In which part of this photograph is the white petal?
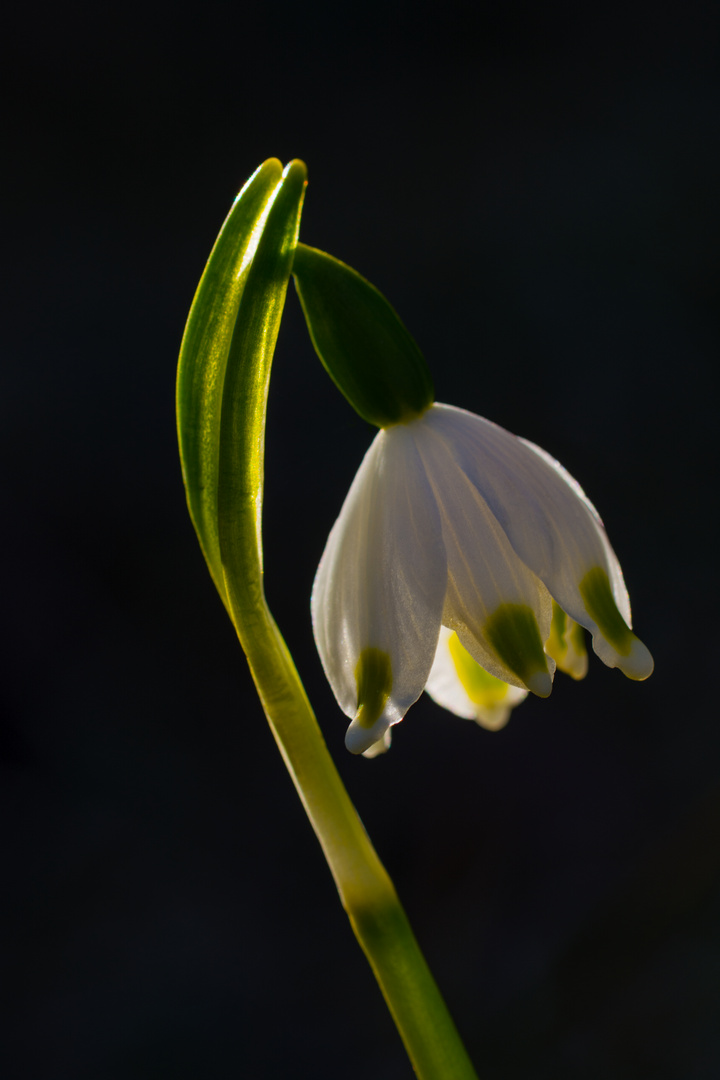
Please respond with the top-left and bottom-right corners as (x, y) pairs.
(411, 411), (554, 694)
(361, 729), (392, 758)
(311, 424), (447, 754)
(425, 626), (528, 730)
(519, 438), (631, 623)
(425, 627), (480, 721)
(545, 601), (589, 680)
(423, 404), (651, 677)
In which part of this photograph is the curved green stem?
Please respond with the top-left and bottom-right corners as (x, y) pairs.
(178, 160), (479, 1080)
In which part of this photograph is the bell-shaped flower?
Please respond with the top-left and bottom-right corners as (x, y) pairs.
(312, 403), (653, 756)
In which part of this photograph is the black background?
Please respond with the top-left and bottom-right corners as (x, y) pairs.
(3, 2), (719, 1077)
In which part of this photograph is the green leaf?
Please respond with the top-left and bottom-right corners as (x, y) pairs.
(176, 158), (283, 607)
(292, 242), (434, 428)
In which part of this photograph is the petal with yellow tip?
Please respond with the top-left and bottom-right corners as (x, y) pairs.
(545, 601), (589, 680)
(425, 627), (528, 731)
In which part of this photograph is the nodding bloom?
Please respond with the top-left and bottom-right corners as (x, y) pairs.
(311, 403), (653, 756)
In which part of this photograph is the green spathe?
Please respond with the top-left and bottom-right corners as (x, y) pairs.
(292, 243), (434, 428)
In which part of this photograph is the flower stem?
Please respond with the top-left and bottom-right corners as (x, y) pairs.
(178, 159), (479, 1079)
(228, 593), (479, 1079)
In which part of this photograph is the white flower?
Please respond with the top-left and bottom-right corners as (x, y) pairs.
(312, 403), (653, 756)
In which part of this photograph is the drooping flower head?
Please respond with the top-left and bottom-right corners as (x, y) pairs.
(312, 403), (653, 756)
(291, 241), (653, 757)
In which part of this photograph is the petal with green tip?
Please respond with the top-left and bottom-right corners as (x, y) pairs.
(419, 404), (652, 677)
(545, 601), (589, 680)
(578, 567), (654, 679)
(411, 409), (554, 692)
(312, 423), (447, 755)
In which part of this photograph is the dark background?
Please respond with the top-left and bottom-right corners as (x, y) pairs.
(3, 2), (719, 1077)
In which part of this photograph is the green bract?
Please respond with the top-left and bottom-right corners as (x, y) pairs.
(292, 243), (434, 428)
